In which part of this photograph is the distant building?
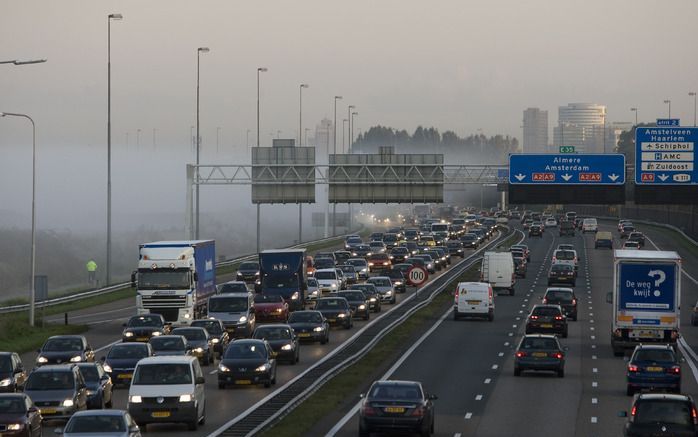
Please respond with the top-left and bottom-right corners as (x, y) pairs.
(606, 122), (634, 153)
(553, 103), (607, 153)
(522, 108), (549, 153)
(314, 118), (333, 163)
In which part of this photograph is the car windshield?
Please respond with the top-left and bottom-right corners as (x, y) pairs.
(315, 271), (337, 280)
(307, 278), (318, 287)
(369, 383), (422, 400)
(552, 264), (573, 272)
(353, 285), (376, 293)
(133, 363), (191, 385)
(546, 291), (573, 302)
(347, 237), (362, 244)
(150, 337), (184, 351)
(634, 400), (692, 426)
(555, 251), (575, 260)
(0, 356), (12, 372)
(127, 315), (162, 328)
(78, 366), (100, 382)
(340, 266), (355, 274)
(65, 415), (126, 433)
(0, 397), (25, 413)
(239, 262), (259, 270)
(137, 269), (190, 290)
(316, 299), (347, 309)
(26, 371), (74, 390)
(634, 349), (675, 362)
(43, 338), (83, 352)
(314, 259), (335, 269)
(253, 327), (292, 340)
(209, 296), (248, 312)
(108, 345), (149, 359)
(254, 294), (284, 303)
(368, 278), (391, 287)
(521, 337), (558, 350)
(532, 307), (561, 317)
(347, 259), (367, 267)
(392, 248), (408, 254)
(289, 312), (323, 323)
(218, 283), (248, 294)
(369, 242), (384, 248)
(173, 329), (206, 341)
(224, 343), (267, 359)
(339, 292), (365, 301)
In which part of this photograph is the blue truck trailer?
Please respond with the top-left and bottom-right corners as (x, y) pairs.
(258, 249), (307, 311)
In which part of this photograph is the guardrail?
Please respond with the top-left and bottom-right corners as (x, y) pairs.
(210, 226), (522, 437)
(0, 227), (364, 315)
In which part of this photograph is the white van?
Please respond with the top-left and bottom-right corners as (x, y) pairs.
(582, 218), (598, 233)
(481, 251), (516, 296)
(127, 355), (206, 430)
(454, 282), (494, 321)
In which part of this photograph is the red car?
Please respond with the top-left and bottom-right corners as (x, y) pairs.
(254, 294), (289, 323)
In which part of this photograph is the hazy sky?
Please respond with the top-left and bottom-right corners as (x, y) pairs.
(1, 0), (697, 230)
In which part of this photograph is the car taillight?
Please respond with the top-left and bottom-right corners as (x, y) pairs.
(554, 315), (563, 320)
(631, 405), (637, 418)
(671, 331), (680, 340)
(572, 298), (577, 305)
(692, 406), (698, 425)
(628, 364), (639, 373)
(362, 405), (377, 416)
(542, 298), (548, 304)
(552, 257), (556, 263)
(668, 366), (681, 374)
(411, 406), (425, 417)
(530, 315), (538, 320)
(516, 351), (526, 358)
(383, 262), (389, 265)
(550, 352), (563, 359)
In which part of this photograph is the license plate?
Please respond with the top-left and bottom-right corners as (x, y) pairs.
(646, 366), (663, 372)
(40, 408), (57, 415)
(298, 333), (311, 337)
(384, 407), (405, 413)
(136, 337), (149, 341)
(118, 373), (133, 379)
(541, 323), (553, 328)
(467, 300), (481, 305)
(532, 352), (547, 357)
(328, 319), (336, 323)
(235, 380), (252, 385)
(151, 411), (171, 418)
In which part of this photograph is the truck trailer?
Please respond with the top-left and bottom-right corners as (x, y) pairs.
(258, 249), (307, 311)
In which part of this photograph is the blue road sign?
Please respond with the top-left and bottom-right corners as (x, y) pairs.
(656, 119), (680, 127)
(618, 263), (676, 314)
(635, 126), (698, 185)
(508, 153), (625, 185)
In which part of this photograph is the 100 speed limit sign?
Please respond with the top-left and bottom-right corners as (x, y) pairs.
(407, 266), (428, 286)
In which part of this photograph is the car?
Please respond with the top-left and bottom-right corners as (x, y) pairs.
(57, 409), (141, 437)
(514, 334), (566, 377)
(128, 356), (206, 430)
(511, 244), (530, 261)
(217, 339), (277, 388)
(190, 319), (230, 359)
(621, 224), (636, 239)
(171, 327), (214, 365)
(522, 219), (533, 230)
(389, 246), (410, 264)
(547, 263), (576, 286)
(351, 244), (372, 258)
(386, 269), (407, 293)
(345, 236), (363, 251)
(207, 291), (256, 338)
(620, 393), (698, 436)
(419, 235), (436, 247)
(542, 287), (577, 321)
(24, 364), (88, 421)
(338, 290), (371, 320)
(382, 233), (399, 249)
(453, 282), (494, 321)
(253, 293), (290, 323)
(313, 257), (336, 270)
(236, 261), (260, 283)
(334, 250), (352, 265)
(0, 393), (42, 437)
(525, 305), (568, 338)
(626, 344), (681, 396)
(545, 217), (558, 228)
(404, 228), (420, 241)
(359, 380), (436, 437)
(369, 232), (384, 242)
(75, 362), (113, 409)
(288, 310), (330, 344)
(528, 224), (543, 238)
(121, 314), (170, 343)
(0, 352), (27, 393)
(367, 253), (392, 273)
(628, 231), (646, 248)
(315, 297), (353, 329)
(623, 240), (642, 250)
(367, 276), (396, 304)
(36, 335), (95, 367)
(101, 342), (153, 386)
(216, 280), (249, 294)
(315, 268), (343, 294)
(315, 251), (337, 263)
(338, 264), (359, 285)
(446, 240), (465, 258)
(513, 256), (527, 278)
(552, 249), (578, 272)
(618, 219), (633, 232)
(557, 243), (575, 251)
(424, 250), (444, 271)
(433, 246), (451, 265)
(148, 335), (189, 357)
(305, 277), (321, 302)
(582, 217), (598, 233)
(252, 324), (300, 364)
(346, 258), (370, 280)
(595, 231), (613, 249)
(559, 220), (575, 236)
(349, 284), (382, 312)
(369, 241), (387, 254)
(402, 241), (420, 255)
(413, 254), (436, 275)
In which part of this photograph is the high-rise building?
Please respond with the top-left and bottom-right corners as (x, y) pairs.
(553, 103), (607, 153)
(522, 108), (549, 153)
(314, 118), (333, 163)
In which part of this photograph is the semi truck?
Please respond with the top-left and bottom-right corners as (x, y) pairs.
(132, 240), (216, 325)
(611, 250), (681, 356)
(258, 249), (307, 311)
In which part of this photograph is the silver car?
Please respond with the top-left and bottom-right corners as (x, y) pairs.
(306, 277), (321, 302)
(57, 409), (141, 436)
(366, 276), (396, 304)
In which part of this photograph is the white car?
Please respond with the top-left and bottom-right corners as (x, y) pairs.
(552, 249), (578, 272)
(582, 218), (598, 233)
(306, 277), (321, 301)
(544, 218), (557, 228)
(314, 268), (342, 293)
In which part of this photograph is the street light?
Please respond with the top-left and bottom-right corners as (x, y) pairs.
(347, 105), (355, 152)
(1, 112), (37, 326)
(342, 119), (348, 153)
(351, 111), (358, 150)
(630, 107), (638, 126)
(333, 96), (342, 154)
(257, 67), (268, 147)
(304, 128), (310, 146)
(0, 58), (47, 65)
(106, 12), (122, 286)
(689, 92), (697, 127)
(299, 84), (309, 145)
(195, 47), (210, 240)
(664, 99), (671, 118)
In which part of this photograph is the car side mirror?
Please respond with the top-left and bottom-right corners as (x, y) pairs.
(359, 393), (364, 399)
(195, 376), (205, 385)
(101, 374), (110, 381)
(129, 425), (140, 433)
(193, 272), (199, 282)
(618, 411), (628, 418)
(606, 292), (613, 304)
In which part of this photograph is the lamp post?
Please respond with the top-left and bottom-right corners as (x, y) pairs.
(136, 128), (141, 148)
(630, 107), (638, 126)
(195, 47), (210, 240)
(246, 129), (250, 149)
(216, 127), (221, 153)
(106, 12), (122, 287)
(664, 99), (671, 118)
(351, 111), (358, 150)
(342, 119), (348, 153)
(331, 96), (342, 236)
(1, 112), (37, 326)
(304, 128), (310, 146)
(256, 67), (267, 252)
(299, 84), (309, 145)
(0, 59), (47, 65)
(347, 105), (355, 152)
(690, 92), (697, 127)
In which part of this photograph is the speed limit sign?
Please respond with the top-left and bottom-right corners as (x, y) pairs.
(407, 266), (428, 287)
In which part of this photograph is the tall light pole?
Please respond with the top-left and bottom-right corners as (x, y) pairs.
(347, 105), (355, 152)
(136, 128), (141, 148)
(299, 84), (309, 145)
(256, 67), (267, 252)
(342, 119), (348, 153)
(304, 128), (310, 146)
(1, 112), (37, 326)
(332, 96), (342, 236)
(106, 12), (122, 287)
(246, 129), (250, 149)
(689, 92), (697, 127)
(664, 99), (671, 118)
(0, 58), (47, 65)
(195, 47), (210, 240)
(630, 107), (638, 126)
(351, 111), (358, 150)
(216, 127), (221, 153)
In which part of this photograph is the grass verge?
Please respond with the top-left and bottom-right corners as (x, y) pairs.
(0, 314), (87, 353)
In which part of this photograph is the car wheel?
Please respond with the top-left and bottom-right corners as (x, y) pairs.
(272, 370), (277, 385)
(557, 367), (565, 378)
(692, 317), (698, 326)
(626, 385), (634, 396)
(514, 367), (521, 376)
(488, 313), (494, 322)
(571, 282), (576, 287)
(453, 311), (459, 321)
(510, 288), (515, 296)
(321, 334), (328, 345)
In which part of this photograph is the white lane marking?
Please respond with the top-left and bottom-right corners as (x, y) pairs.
(484, 378), (491, 384)
(590, 327), (595, 331)
(498, 352), (504, 357)
(94, 340), (120, 353)
(590, 319), (594, 323)
(592, 381), (598, 387)
(508, 333), (513, 337)
(492, 364), (499, 370)
(591, 344), (597, 349)
(512, 324), (517, 328)
(86, 317), (130, 326)
(678, 338), (698, 386)
(592, 355), (597, 360)
(504, 342), (510, 347)
(592, 398), (598, 404)
(464, 412), (473, 420)
(593, 368), (598, 373)
(475, 394), (483, 401)
(590, 313), (594, 317)
(591, 417), (598, 424)
(209, 369), (218, 375)
(590, 335), (596, 340)
(456, 433), (464, 437)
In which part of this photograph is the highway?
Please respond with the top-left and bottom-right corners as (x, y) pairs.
(325, 220), (698, 437)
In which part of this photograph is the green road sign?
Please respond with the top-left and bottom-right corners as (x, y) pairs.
(559, 146), (575, 153)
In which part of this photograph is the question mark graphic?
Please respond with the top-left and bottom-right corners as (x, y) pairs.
(648, 269), (666, 298)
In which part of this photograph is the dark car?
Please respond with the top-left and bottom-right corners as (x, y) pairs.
(511, 244), (530, 261)
(460, 233), (479, 249)
(75, 362), (113, 409)
(236, 261), (260, 283)
(352, 244), (372, 258)
(121, 314), (170, 342)
(513, 257), (527, 278)
(621, 224), (636, 239)
(367, 253), (391, 273)
(414, 254), (436, 275)
(315, 297), (353, 329)
(514, 334), (566, 377)
(389, 246), (410, 264)
(0, 352), (27, 393)
(288, 310), (330, 344)
(338, 264), (359, 285)
(350, 284), (382, 312)
(423, 250), (442, 271)
(0, 393), (42, 437)
(314, 257), (336, 270)
(171, 327), (214, 365)
(403, 241), (420, 256)
(446, 240), (465, 258)
(334, 251), (352, 266)
(529, 225), (543, 237)
(337, 291), (370, 320)
(628, 231), (646, 247)
(23, 364), (88, 421)
(148, 335), (188, 357)
(101, 342), (152, 386)
(382, 233), (399, 249)
(433, 246), (451, 265)
(191, 319), (230, 359)
(369, 232), (384, 242)
(525, 305), (568, 338)
(543, 287), (577, 321)
(559, 220), (575, 236)
(547, 263), (576, 286)
(217, 339), (277, 388)
(60, 410), (140, 437)
(359, 380), (436, 437)
(386, 269), (407, 293)
(406, 256), (434, 275)
(626, 344), (681, 396)
(252, 324), (300, 364)
(36, 335), (94, 367)
(621, 393), (698, 437)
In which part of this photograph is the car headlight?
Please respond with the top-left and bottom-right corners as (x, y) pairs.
(330, 283), (337, 289)
(63, 399), (74, 407)
(179, 394), (192, 402)
(255, 363), (271, 372)
(338, 313), (346, 318)
(151, 331), (161, 336)
(193, 347), (204, 353)
(275, 308), (284, 313)
(211, 338), (220, 344)
(102, 363), (112, 373)
(369, 297), (376, 302)
(124, 332), (134, 337)
(386, 290), (393, 296)
(86, 390), (95, 396)
(281, 344), (293, 351)
(311, 290), (319, 297)
(313, 326), (324, 332)
(70, 356), (83, 363)
(291, 292), (299, 300)
(218, 363), (230, 372)
(358, 304), (366, 310)
(394, 281), (403, 286)
(184, 313), (191, 319)
(0, 378), (12, 387)
(238, 316), (248, 323)
(6, 424), (21, 431)
(129, 395), (142, 403)
(37, 356), (48, 364)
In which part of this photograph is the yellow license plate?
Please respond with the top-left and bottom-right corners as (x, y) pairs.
(118, 373), (133, 379)
(328, 319), (336, 323)
(136, 337), (149, 341)
(532, 352), (548, 357)
(235, 380), (252, 385)
(384, 407), (405, 413)
(298, 333), (311, 337)
(541, 323), (553, 328)
(467, 300), (481, 305)
(40, 408), (57, 414)
(646, 366), (663, 372)
(151, 411), (170, 418)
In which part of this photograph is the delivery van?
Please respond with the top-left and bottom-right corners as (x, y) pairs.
(481, 252), (516, 296)
(453, 282), (494, 321)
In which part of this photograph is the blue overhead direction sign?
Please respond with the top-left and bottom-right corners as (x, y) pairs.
(618, 263), (676, 314)
(635, 126), (698, 185)
(508, 153), (625, 185)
